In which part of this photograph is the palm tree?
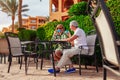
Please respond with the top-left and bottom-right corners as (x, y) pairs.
(18, 0), (29, 28)
(0, 0), (18, 32)
(18, 0), (42, 29)
(18, 0), (22, 28)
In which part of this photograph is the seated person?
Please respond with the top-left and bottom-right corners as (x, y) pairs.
(51, 24), (71, 61)
(48, 20), (88, 73)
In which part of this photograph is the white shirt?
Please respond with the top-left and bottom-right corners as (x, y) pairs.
(73, 28), (88, 49)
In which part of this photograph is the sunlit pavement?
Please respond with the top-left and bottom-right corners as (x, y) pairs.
(0, 58), (119, 80)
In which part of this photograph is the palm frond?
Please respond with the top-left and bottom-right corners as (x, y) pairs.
(22, 14), (30, 17)
(22, 9), (29, 12)
(22, 4), (28, 8)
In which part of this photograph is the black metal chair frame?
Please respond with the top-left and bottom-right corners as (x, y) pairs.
(78, 34), (98, 75)
(5, 32), (24, 73)
(5, 32), (38, 75)
(21, 40), (39, 72)
(87, 0), (120, 80)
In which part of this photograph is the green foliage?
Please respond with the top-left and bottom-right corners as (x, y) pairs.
(106, 0), (120, 36)
(36, 21), (63, 40)
(0, 0), (18, 32)
(0, 31), (5, 38)
(68, 1), (87, 16)
(36, 27), (46, 40)
(17, 27), (26, 31)
(64, 15), (94, 34)
(0, 0), (18, 16)
(18, 29), (36, 41)
(36, 15), (94, 41)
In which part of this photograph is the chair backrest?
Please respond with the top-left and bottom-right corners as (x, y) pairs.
(87, 0), (120, 67)
(87, 34), (97, 55)
(5, 32), (23, 56)
(0, 39), (9, 55)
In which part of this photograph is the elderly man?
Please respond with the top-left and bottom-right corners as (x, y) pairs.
(48, 20), (88, 73)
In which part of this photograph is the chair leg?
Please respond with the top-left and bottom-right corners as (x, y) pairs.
(27, 56), (31, 67)
(35, 55), (38, 69)
(24, 55), (28, 75)
(8, 56), (12, 73)
(20, 56), (22, 69)
(4, 54), (6, 64)
(36, 59), (38, 70)
(78, 54), (81, 75)
(18, 56), (21, 64)
(1, 54), (3, 63)
(51, 52), (56, 77)
(36, 54), (40, 69)
(40, 53), (43, 70)
(103, 68), (107, 80)
(96, 64), (99, 72)
(95, 55), (99, 72)
(8, 61), (12, 73)
(84, 60), (87, 69)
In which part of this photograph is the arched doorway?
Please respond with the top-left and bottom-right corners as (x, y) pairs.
(63, 0), (74, 12)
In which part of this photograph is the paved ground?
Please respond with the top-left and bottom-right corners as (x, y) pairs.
(0, 58), (119, 80)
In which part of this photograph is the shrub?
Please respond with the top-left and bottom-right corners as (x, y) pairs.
(36, 15), (95, 40)
(0, 31), (5, 38)
(68, 1), (87, 16)
(63, 15), (94, 34)
(107, 0), (120, 36)
(18, 29), (36, 41)
(37, 21), (63, 40)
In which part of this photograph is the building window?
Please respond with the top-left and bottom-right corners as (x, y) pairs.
(63, 0), (74, 12)
(39, 19), (45, 23)
(52, 4), (56, 12)
(30, 20), (36, 23)
(52, 0), (58, 12)
(31, 26), (36, 29)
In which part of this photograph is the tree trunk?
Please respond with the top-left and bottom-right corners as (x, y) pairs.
(12, 16), (15, 33)
(18, 0), (22, 28)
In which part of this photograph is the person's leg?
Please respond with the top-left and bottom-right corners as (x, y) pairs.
(48, 47), (80, 73)
(56, 47), (80, 73)
(56, 47), (80, 68)
(53, 50), (62, 61)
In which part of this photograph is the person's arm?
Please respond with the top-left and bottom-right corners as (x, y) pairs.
(65, 30), (71, 38)
(70, 41), (74, 47)
(51, 31), (57, 40)
(61, 35), (78, 42)
(61, 35), (78, 46)
(67, 35), (78, 42)
(68, 31), (71, 38)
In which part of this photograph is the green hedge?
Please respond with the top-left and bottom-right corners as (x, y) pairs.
(68, 1), (87, 16)
(36, 21), (60, 40)
(107, 0), (120, 36)
(36, 15), (94, 40)
(18, 29), (36, 41)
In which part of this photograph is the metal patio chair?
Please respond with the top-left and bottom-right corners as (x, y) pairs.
(78, 34), (98, 75)
(87, 0), (120, 80)
(5, 32), (37, 74)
